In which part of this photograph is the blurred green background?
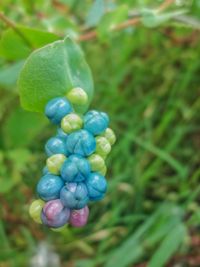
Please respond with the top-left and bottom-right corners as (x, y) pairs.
(0, 0), (200, 266)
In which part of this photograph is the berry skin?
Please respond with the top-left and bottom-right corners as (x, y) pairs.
(42, 166), (50, 175)
(69, 206), (89, 227)
(88, 153), (106, 175)
(45, 97), (73, 124)
(101, 128), (116, 146)
(66, 129), (96, 157)
(46, 154), (66, 175)
(56, 128), (68, 140)
(86, 172), (107, 201)
(61, 113), (83, 134)
(41, 199), (70, 228)
(84, 110), (109, 135)
(66, 87), (88, 105)
(61, 154), (90, 182)
(60, 182), (89, 209)
(95, 136), (111, 158)
(37, 174), (64, 201)
(45, 136), (67, 156)
(29, 199), (44, 224)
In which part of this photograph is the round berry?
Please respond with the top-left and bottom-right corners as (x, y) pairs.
(84, 110), (109, 135)
(69, 206), (89, 227)
(45, 136), (67, 156)
(56, 128), (68, 140)
(37, 174), (64, 201)
(66, 87), (88, 105)
(29, 199), (44, 224)
(42, 166), (50, 175)
(45, 97), (72, 124)
(101, 128), (116, 146)
(88, 153), (105, 172)
(86, 172), (107, 201)
(41, 199), (70, 228)
(61, 154), (90, 182)
(66, 129), (96, 157)
(95, 136), (111, 158)
(61, 113), (83, 134)
(46, 154), (66, 175)
(60, 182), (89, 209)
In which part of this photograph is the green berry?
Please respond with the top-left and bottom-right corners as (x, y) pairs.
(101, 128), (116, 146)
(95, 136), (111, 158)
(47, 154), (66, 175)
(66, 87), (88, 105)
(29, 199), (44, 224)
(61, 113), (83, 134)
(88, 153), (105, 172)
(99, 164), (107, 176)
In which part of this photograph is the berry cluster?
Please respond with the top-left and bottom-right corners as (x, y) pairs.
(29, 87), (116, 230)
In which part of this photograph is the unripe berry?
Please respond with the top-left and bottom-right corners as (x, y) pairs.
(61, 154), (90, 182)
(45, 97), (72, 124)
(66, 87), (88, 105)
(61, 113), (83, 134)
(86, 172), (107, 201)
(69, 206), (89, 227)
(101, 128), (116, 146)
(46, 154), (66, 175)
(37, 174), (64, 201)
(60, 182), (89, 209)
(84, 110), (109, 135)
(29, 199), (44, 224)
(66, 129), (96, 157)
(95, 136), (111, 158)
(88, 153), (106, 175)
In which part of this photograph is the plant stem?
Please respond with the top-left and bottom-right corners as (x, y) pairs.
(0, 12), (32, 47)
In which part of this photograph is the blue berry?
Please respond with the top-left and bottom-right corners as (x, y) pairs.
(84, 110), (109, 135)
(86, 172), (107, 201)
(42, 166), (50, 175)
(66, 129), (96, 156)
(56, 128), (68, 140)
(60, 182), (89, 209)
(45, 136), (67, 156)
(45, 97), (72, 124)
(37, 174), (64, 201)
(61, 154), (91, 182)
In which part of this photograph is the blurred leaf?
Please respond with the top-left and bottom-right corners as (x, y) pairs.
(97, 5), (128, 41)
(18, 37), (94, 113)
(0, 29), (31, 60)
(0, 26), (59, 60)
(0, 61), (24, 88)
(148, 223), (187, 267)
(86, 0), (105, 27)
(142, 9), (188, 28)
(3, 107), (47, 148)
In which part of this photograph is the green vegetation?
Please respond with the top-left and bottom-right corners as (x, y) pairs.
(0, 0), (200, 266)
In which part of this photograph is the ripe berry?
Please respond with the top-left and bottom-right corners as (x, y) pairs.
(86, 172), (107, 201)
(61, 154), (90, 182)
(45, 97), (72, 124)
(60, 182), (89, 209)
(84, 110), (109, 135)
(66, 129), (96, 156)
(37, 174), (64, 201)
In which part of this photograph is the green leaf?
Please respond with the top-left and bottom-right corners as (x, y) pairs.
(0, 29), (31, 60)
(18, 37), (94, 113)
(97, 5), (128, 41)
(86, 0), (105, 27)
(0, 61), (25, 88)
(142, 9), (188, 28)
(148, 223), (187, 267)
(0, 26), (59, 60)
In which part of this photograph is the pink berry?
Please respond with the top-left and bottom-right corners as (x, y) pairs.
(69, 206), (89, 227)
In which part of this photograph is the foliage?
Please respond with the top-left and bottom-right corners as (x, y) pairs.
(0, 0), (200, 267)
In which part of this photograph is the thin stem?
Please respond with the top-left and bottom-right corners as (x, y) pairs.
(0, 12), (32, 47)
